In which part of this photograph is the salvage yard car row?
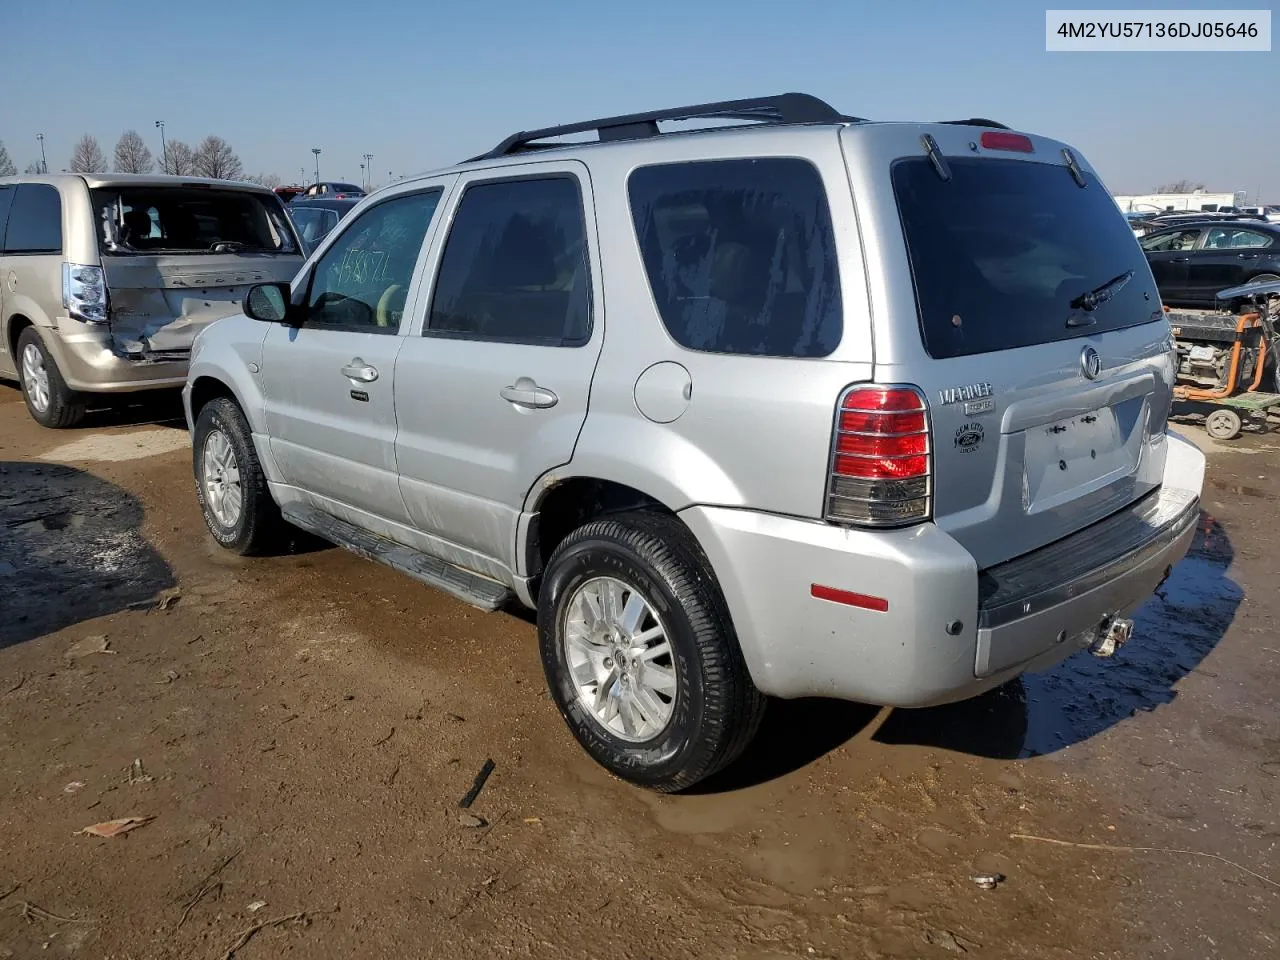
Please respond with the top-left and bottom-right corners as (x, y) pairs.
(1, 96), (1208, 790)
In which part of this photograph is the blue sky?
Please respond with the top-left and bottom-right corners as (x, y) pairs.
(2, 0), (1275, 198)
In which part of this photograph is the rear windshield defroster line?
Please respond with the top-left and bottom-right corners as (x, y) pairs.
(892, 157), (1158, 359)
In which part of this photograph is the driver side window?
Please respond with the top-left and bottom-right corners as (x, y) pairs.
(1140, 228), (1200, 253)
(304, 190), (441, 333)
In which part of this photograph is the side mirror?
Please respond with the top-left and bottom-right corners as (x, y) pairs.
(245, 282), (297, 325)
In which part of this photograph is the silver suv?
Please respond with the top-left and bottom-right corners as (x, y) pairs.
(0, 174), (303, 427)
(182, 94), (1206, 791)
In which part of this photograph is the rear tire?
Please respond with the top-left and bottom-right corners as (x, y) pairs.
(192, 397), (284, 555)
(537, 510), (766, 792)
(17, 327), (85, 428)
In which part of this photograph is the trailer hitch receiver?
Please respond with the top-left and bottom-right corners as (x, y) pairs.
(1089, 615), (1134, 658)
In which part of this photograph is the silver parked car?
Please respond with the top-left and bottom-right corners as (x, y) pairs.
(182, 94), (1206, 791)
(0, 174), (303, 427)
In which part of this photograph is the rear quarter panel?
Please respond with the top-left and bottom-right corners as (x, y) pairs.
(559, 128), (875, 520)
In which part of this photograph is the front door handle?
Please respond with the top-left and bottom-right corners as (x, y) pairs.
(500, 377), (558, 409)
(1170, 256), (1191, 262)
(341, 358), (378, 382)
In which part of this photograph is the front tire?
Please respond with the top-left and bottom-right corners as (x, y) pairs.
(537, 511), (765, 792)
(17, 327), (85, 428)
(192, 397), (283, 555)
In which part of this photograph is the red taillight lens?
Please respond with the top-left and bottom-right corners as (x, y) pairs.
(839, 409), (926, 435)
(834, 453), (929, 479)
(843, 387), (923, 411)
(826, 385), (931, 527)
(980, 131), (1034, 153)
(835, 431), (928, 458)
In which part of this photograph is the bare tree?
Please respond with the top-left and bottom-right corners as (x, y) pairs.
(113, 130), (154, 174)
(163, 140), (196, 176)
(1155, 180), (1206, 193)
(0, 141), (16, 177)
(245, 172), (282, 189)
(193, 136), (243, 180)
(24, 162), (42, 175)
(70, 134), (107, 174)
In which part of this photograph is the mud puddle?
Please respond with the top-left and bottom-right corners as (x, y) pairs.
(0, 461), (176, 648)
(875, 513), (1241, 759)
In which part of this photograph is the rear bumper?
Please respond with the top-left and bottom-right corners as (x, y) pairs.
(41, 324), (189, 393)
(680, 430), (1206, 708)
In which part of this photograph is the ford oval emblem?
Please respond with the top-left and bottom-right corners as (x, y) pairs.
(1081, 346), (1102, 380)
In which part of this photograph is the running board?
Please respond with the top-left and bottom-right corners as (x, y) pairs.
(280, 504), (513, 612)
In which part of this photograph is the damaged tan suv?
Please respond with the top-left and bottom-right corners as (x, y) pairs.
(0, 174), (304, 427)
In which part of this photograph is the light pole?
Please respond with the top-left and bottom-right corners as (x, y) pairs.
(362, 153), (373, 190)
(36, 133), (47, 173)
(311, 148), (321, 187)
(154, 121), (167, 173)
(359, 163), (365, 190)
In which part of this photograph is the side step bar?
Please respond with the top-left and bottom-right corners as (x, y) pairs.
(280, 504), (513, 612)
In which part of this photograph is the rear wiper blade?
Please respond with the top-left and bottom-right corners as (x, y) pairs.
(1068, 269), (1134, 321)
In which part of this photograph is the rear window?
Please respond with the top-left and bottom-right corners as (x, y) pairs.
(90, 187), (298, 255)
(331, 184), (362, 194)
(893, 157), (1154, 359)
(289, 206), (339, 245)
(4, 183), (62, 254)
(628, 158), (842, 358)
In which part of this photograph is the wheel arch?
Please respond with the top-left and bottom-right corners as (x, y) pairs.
(520, 474), (687, 585)
(6, 312), (36, 363)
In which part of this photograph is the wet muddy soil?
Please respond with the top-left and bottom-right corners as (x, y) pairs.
(0, 385), (1276, 959)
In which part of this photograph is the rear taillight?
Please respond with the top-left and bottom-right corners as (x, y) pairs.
(62, 262), (109, 324)
(825, 385), (931, 527)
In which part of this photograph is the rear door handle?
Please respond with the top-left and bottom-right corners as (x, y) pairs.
(1237, 252), (1259, 260)
(500, 377), (558, 409)
(341, 358), (379, 382)
(1170, 257), (1191, 262)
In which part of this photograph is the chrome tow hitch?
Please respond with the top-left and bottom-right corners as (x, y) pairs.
(1089, 616), (1134, 657)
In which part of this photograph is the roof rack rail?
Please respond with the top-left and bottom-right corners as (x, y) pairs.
(469, 93), (861, 161)
(939, 118), (1010, 129)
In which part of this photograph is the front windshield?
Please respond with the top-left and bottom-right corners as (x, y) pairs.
(92, 187), (299, 255)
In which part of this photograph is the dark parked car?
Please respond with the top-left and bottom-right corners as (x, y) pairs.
(1140, 219), (1280, 307)
(287, 197), (359, 254)
(295, 181), (365, 201)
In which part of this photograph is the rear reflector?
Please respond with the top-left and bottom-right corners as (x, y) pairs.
(980, 131), (1034, 153)
(811, 584), (889, 612)
(826, 385), (932, 528)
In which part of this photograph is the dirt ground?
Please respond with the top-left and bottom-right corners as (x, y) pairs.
(0, 383), (1276, 960)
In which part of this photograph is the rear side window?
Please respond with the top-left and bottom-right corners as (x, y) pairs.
(428, 176), (591, 346)
(628, 158), (842, 358)
(1204, 227), (1273, 250)
(893, 157), (1154, 359)
(4, 184), (62, 254)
